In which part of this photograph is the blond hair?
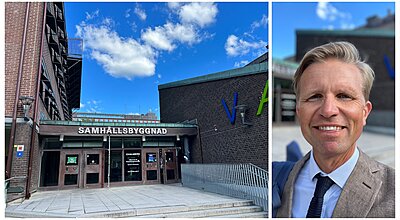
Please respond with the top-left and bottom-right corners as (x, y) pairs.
(293, 41), (375, 100)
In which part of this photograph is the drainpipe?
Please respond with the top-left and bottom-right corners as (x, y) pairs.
(196, 125), (204, 164)
(6, 2), (31, 180)
(25, 2), (47, 199)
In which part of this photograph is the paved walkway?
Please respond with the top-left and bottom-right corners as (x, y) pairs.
(272, 124), (395, 168)
(5, 184), (251, 218)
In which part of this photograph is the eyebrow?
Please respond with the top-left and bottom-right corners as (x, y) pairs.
(300, 86), (361, 97)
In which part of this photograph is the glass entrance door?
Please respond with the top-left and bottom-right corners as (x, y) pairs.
(59, 150), (103, 188)
(162, 148), (179, 184)
(60, 150), (81, 188)
(142, 149), (160, 184)
(83, 150), (102, 188)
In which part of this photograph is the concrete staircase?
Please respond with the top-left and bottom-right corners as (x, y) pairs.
(85, 200), (267, 218)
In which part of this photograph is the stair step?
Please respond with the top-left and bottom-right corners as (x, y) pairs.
(138, 205), (263, 218)
(213, 211), (268, 218)
(84, 200), (255, 218)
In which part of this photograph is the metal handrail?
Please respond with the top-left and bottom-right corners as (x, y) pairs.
(181, 163), (268, 212)
(5, 176), (27, 192)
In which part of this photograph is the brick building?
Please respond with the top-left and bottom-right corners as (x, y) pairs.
(5, 2), (268, 201)
(5, 2), (82, 200)
(158, 60), (268, 170)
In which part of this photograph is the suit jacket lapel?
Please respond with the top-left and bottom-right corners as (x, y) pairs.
(276, 152), (311, 217)
(332, 150), (382, 217)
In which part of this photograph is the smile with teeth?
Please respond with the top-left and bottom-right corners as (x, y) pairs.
(318, 126), (343, 131)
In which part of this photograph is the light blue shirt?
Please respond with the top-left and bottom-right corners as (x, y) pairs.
(292, 148), (359, 218)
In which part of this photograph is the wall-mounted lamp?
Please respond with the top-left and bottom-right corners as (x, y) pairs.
(142, 135), (146, 142)
(176, 135), (180, 141)
(213, 125), (218, 132)
(59, 134), (64, 142)
(103, 136), (107, 142)
(19, 96), (34, 123)
(235, 104), (252, 126)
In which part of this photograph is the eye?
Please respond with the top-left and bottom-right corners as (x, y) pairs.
(306, 94), (323, 102)
(337, 93), (353, 101)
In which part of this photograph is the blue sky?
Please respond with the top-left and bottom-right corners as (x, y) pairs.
(64, 2), (268, 117)
(273, 2), (395, 59)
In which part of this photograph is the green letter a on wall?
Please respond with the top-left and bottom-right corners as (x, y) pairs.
(257, 80), (268, 116)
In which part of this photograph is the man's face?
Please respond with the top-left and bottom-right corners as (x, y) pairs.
(296, 58), (372, 159)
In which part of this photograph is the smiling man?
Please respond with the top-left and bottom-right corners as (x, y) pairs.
(276, 42), (395, 218)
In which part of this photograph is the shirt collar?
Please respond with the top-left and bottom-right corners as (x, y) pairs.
(308, 148), (359, 188)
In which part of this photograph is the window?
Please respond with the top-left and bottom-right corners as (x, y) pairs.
(146, 153), (157, 163)
(104, 150), (122, 182)
(43, 137), (62, 149)
(64, 174), (78, 185)
(87, 154), (99, 165)
(86, 173), (99, 184)
(147, 170), (157, 180)
(123, 138), (141, 148)
(165, 152), (174, 162)
(65, 155), (78, 165)
(124, 150), (142, 181)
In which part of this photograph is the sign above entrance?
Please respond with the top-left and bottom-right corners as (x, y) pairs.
(77, 127), (168, 135)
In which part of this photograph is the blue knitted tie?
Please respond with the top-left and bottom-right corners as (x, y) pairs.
(306, 174), (334, 218)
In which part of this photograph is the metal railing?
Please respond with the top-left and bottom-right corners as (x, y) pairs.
(181, 163), (268, 211)
(5, 176), (27, 203)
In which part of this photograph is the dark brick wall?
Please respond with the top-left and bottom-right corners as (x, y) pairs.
(296, 34), (395, 111)
(5, 2), (45, 197)
(159, 73), (268, 170)
(5, 2), (45, 119)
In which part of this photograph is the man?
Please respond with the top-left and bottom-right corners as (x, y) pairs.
(276, 42), (395, 218)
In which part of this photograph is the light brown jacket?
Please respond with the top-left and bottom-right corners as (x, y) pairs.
(276, 149), (395, 218)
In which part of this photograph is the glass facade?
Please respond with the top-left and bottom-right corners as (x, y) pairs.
(40, 135), (179, 188)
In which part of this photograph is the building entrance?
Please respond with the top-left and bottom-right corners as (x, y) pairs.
(141, 148), (179, 184)
(162, 148), (178, 184)
(59, 149), (103, 189)
(40, 146), (180, 189)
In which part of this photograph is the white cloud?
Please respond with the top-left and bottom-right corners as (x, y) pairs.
(157, 74), (162, 79)
(76, 21), (157, 80)
(234, 60), (249, 68)
(141, 3), (218, 52)
(316, 2), (338, 21)
(316, 2), (351, 21)
(129, 21), (137, 32)
(316, 2), (354, 31)
(251, 14), (268, 32)
(177, 3), (218, 28)
(102, 17), (115, 27)
(341, 22), (355, 30)
(167, 2), (182, 10)
(77, 4), (218, 81)
(141, 22), (199, 51)
(85, 10), (99, 20)
(125, 9), (131, 18)
(225, 35), (267, 57)
(84, 100), (102, 113)
(141, 25), (176, 51)
(134, 4), (147, 21)
(80, 103), (85, 108)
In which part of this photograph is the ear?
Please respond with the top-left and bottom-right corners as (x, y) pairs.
(296, 102), (300, 117)
(363, 101), (373, 126)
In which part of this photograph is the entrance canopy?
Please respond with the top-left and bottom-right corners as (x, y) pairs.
(39, 120), (198, 137)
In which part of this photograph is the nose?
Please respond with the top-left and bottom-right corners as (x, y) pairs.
(319, 96), (339, 118)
